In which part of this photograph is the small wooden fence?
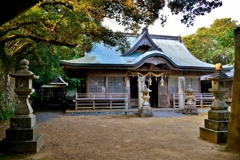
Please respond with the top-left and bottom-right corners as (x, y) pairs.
(73, 93), (128, 110)
(170, 93), (214, 108)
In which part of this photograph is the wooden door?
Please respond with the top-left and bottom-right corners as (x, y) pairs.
(158, 77), (168, 107)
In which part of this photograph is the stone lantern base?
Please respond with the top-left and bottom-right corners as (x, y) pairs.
(183, 105), (198, 115)
(199, 110), (230, 143)
(0, 114), (43, 153)
(138, 107), (153, 117)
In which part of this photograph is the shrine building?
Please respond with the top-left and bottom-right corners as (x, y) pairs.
(60, 28), (233, 110)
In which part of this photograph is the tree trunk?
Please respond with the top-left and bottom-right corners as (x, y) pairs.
(0, 44), (16, 107)
(227, 27), (240, 152)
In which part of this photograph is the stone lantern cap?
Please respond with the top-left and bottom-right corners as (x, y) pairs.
(185, 85), (196, 93)
(141, 84), (152, 92)
(9, 59), (39, 79)
(205, 63), (231, 81)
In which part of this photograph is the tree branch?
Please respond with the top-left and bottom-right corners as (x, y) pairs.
(52, 10), (68, 31)
(1, 21), (55, 34)
(38, 1), (74, 10)
(0, 34), (77, 47)
(1, 21), (39, 33)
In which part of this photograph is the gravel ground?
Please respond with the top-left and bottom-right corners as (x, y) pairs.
(2, 107), (239, 160)
(34, 109), (189, 123)
(35, 111), (65, 123)
(153, 111), (187, 118)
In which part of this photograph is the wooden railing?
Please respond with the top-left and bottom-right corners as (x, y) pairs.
(73, 93), (128, 110)
(170, 93), (214, 108)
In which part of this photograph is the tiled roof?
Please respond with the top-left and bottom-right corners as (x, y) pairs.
(60, 29), (233, 71)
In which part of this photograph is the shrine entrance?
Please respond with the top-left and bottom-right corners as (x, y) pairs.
(148, 77), (158, 108)
(129, 74), (165, 108)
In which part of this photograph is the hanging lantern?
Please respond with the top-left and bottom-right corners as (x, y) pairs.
(160, 75), (164, 86)
(149, 77), (152, 86)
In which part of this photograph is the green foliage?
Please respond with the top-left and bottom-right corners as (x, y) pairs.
(182, 18), (238, 65)
(63, 77), (79, 90)
(0, 106), (14, 122)
(0, 1), (135, 92)
(0, 93), (14, 122)
(22, 42), (79, 90)
(25, 43), (71, 83)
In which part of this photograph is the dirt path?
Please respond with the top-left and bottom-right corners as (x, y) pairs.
(0, 111), (239, 160)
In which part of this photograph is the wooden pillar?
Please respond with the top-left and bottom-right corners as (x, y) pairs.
(228, 27), (240, 152)
(138, 76), (145, 110)
(110, 101), (112, 109)
(93, 101), (95, 109)
(178, 77), (185, 111)
(125, 76), (130, 107)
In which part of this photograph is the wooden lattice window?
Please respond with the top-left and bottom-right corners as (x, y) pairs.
(108, 77), (124, 93)
(169, 78), (178, 93)
(88, 77), (105, 93)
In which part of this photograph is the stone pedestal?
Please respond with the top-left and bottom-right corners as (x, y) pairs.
(184, 104), (198, 115)
(0, 114), (43, 153)
(0, 59), (43, 153)
(138, 103), (153, 117)
(200, 110), (230, 143)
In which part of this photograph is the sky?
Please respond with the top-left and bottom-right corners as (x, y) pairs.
(103, 0), (240, 37)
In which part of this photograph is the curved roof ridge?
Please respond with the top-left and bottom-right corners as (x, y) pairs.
(50, 75), (68, 86)
(123, 28), (160, 56)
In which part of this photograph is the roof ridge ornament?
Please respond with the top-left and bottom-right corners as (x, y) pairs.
(178, 35), (182, 42)
(141, 27), (148, 34)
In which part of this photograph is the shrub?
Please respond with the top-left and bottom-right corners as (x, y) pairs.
(0, 105), (14, 122)
(0, 93), (15, 122)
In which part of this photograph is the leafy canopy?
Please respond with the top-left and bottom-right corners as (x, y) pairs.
(1, 0), (224, 47)
(182, 18), (238, 65)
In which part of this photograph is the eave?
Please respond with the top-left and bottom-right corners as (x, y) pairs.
(60, 53), (233, 73)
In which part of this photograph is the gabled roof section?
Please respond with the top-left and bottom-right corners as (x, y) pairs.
(123, 28), (162, 56)
(50, 75), (68, 86)
(41, 75), (68, 88)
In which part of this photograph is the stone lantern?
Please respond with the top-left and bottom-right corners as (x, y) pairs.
(184, 85), (198, 115)
(138, 84), (153, 117)
(200, 63), (231, 143)
(0, 59), (43, 153)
